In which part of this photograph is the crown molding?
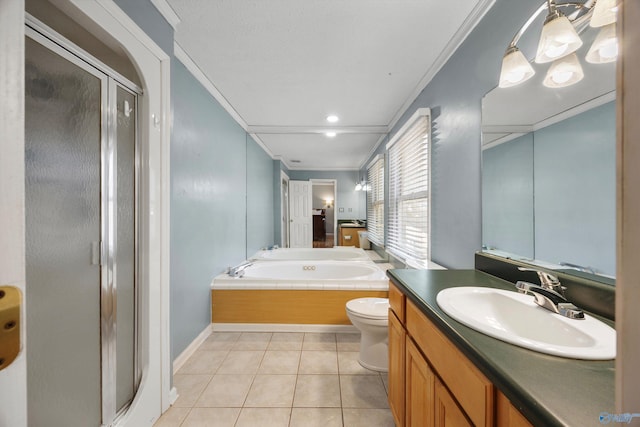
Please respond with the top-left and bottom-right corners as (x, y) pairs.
(151, 0), (181, 30)
(173, 42), (249, 131)
(386, 0), (496, 133)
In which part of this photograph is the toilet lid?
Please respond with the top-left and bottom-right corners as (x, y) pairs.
(346, 298), (389, 320)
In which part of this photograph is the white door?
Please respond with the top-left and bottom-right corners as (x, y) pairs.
(289, 180), (312, 248)
(0, 1), (27, 425)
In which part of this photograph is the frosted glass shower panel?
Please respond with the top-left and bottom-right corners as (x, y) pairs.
(25, 36), (102, 426)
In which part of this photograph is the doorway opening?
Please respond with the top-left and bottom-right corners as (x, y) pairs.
(311, 179), (337, 248)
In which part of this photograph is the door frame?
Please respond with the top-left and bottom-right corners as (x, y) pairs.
(0, 1), (172, 426)
(280, 170), (290, 248)
(310, 179), (337, 246)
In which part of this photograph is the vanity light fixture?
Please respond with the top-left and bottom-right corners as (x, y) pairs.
(590, 0), (617, 27)
(499, 45), (536, 88)
(586, 23), (618, 63)
(325, 199), (333, 208)
(498, 0), (618, 90)
(535, 1), (583, 64)
(354, 179), (367, 191)
(543, 53), (584, 87)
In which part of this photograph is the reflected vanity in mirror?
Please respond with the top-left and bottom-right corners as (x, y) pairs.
(481, 6), (616, 284)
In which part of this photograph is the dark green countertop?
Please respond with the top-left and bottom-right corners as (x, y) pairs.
(387, 269), (615, 427)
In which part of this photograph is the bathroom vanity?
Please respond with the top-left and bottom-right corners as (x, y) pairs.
(387, 269), (614, 427)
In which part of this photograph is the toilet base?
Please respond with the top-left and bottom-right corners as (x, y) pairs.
(357, 333), (388, 372)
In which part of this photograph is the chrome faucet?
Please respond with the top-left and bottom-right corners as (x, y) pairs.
(228, 261), (253, 278)
(515, 267), (584, 319)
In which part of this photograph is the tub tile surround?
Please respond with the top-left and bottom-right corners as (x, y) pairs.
(155, 332), (393, 427)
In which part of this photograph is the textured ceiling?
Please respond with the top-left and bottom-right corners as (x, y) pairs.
(167, 0), (493, 169)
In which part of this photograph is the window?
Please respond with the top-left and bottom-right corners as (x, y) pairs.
(386, 108), (431, 268)
(366, 155), (384, 246)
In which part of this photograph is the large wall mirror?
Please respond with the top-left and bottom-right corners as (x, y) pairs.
(481, 17), (616, 284)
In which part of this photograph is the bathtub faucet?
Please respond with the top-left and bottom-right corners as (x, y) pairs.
(228, 261), (253, 278)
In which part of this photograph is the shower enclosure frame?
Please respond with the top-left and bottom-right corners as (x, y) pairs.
(25, 17), (143, 426)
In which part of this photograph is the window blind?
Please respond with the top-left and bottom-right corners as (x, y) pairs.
(366, 155), (384, 246)
(387, 111), (430, 268)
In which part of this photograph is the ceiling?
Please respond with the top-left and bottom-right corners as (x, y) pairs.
(166, 0), (493, 170)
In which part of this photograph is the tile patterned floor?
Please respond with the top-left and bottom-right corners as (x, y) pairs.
(154, 332), (394, 427)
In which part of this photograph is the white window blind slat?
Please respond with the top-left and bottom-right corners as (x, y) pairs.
(387, 111), (431, 268)
(366, 156), (384, 247)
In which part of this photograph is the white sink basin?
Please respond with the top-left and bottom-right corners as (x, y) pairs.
(436, 287), (616, 360)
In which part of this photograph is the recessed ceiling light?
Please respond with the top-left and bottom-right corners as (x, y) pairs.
(325, 131), (337, 138)
(326, 115), (339, 123)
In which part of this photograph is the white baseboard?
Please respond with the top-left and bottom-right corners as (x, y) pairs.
(211, 323), (358, 333)
(168, 387), (178, 405)
(172, 324), (214, 373)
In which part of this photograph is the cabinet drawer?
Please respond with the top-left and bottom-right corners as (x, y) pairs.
(388, 282), (405, 322)
(406, 300), (494, 427)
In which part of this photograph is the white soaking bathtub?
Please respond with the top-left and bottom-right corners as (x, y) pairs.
(213, 260), (387, 289)
(250, 247), (371, 262)
(210, 260), (389, 325)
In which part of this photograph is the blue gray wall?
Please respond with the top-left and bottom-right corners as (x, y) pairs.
(482, 133), (535, 258)
(362, 0), (541, 269)
(171, 59), (276, 359)
(113, 0), (173, 54)
(247, 136), (275, 256)
(534, 102), (615, 276)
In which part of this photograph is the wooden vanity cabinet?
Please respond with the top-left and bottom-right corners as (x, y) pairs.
(338, 226), (365, 247)
(388, 282), (533, 427)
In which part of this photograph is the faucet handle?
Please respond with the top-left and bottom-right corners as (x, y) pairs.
(517, 267), (563, 293)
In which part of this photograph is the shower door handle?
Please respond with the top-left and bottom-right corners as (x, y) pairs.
(91, 241), (102, 266)
(0, 286), (21, 371)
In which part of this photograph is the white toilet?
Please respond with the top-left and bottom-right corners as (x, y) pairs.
(346, 297), (390, 372)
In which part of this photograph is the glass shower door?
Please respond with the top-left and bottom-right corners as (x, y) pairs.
(25, 30), (140, 427)
(25, 35), (103, 427)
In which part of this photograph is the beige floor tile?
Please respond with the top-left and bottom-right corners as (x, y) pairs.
(232, 332), (273, 350)
(216, 350), (264, 374)
(172, 374), (212, 407)
(259, 350), (301, 374)
(235, 408), (291, 427)
(244, 374), (297, 407)
(293, 375), (341, 408)
(303, 333), (337, 350)
(340, 375), (390, 409)
(338, 351), (379, 375)
(289, 408), (343, 427)
(199, 332), (240, 351)
(153, 406), (190, 427)
(176, 350), (229, 375)
(195, 374), (254, 407)
(336, 333), (361, 352)
(299, 350), (339, 374)
(381, 373), (389, 393)
(268, 332), (304, 350)
(181, 407), (240, 427)
(342, 408), (395, 427)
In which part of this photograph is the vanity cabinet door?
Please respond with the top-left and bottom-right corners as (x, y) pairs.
(405, 337), (435, 427)
(435, 378), (473, 427)
(389, 310), (406, 427)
